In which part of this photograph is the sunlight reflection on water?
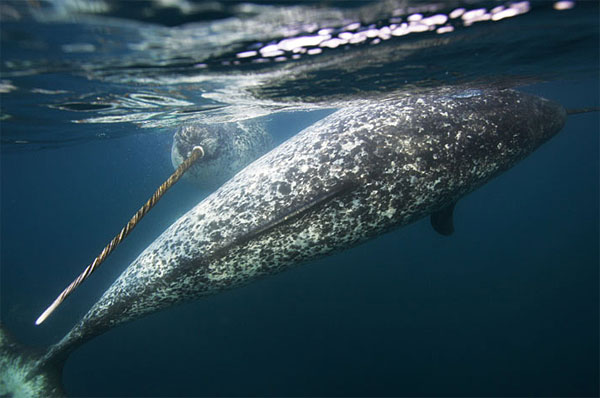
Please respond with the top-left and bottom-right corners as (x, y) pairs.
(0, 0), (597, 148)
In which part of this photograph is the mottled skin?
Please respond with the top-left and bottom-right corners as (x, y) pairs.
(171, 120), (273, 187)
(42, 88), (566, 366)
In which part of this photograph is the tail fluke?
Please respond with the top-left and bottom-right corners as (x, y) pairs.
(0, 324), (65, 398)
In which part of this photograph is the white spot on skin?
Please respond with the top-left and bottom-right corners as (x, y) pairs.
(341, 140), (360, 152)
(382, 205), (396, 218)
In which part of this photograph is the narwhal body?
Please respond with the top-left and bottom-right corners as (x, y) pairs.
(0, 88), (567, 397)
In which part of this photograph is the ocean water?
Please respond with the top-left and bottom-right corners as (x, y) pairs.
(0, 0), (598, 397)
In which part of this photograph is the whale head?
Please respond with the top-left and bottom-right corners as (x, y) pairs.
(171, 123), (232, 185)
(171, 120), (273, 188)
(415, 88), (568, 190)
(172, 123), (228, 162)
(461, 88), (565, 144)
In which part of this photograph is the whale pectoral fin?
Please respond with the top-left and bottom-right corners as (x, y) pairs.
(234, 181), (356, 247)
(430, 201), (456, 236)
(264, 181), (355, 230)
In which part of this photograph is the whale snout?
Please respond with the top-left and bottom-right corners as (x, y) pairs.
(532, 97), (567, 143)
(491, 90), (567, 148)
(476, 90), (567, 164)
(173, 124), (223, 163)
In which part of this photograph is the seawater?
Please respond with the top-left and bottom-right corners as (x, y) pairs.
(0, 1), (598, 396)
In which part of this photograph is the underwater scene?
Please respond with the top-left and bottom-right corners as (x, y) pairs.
(0, 0), (598, 396)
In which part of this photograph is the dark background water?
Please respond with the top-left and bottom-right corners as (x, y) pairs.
(1, 1), (599, 397)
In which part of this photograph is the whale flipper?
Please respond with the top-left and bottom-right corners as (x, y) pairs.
(430, 202), (456, 236)
(233, 181), (356, 248)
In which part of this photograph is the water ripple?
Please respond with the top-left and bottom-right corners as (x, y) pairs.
(0, 0), (597, 150)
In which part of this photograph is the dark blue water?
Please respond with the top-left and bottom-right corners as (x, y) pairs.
(1, 1), (598, 396)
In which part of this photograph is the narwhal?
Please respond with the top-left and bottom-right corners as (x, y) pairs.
(0, 88), (575, 397)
